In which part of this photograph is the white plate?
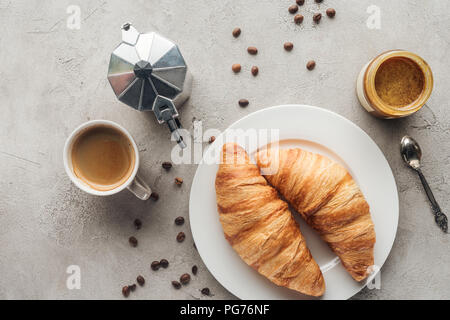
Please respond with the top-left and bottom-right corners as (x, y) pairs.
(189, 105), (399, 300)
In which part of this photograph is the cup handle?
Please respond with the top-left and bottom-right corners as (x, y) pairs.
(127, 174), (152, 200)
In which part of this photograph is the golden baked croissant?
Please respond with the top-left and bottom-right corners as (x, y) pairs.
(215, 143), (325, 297)
(256, 148), (376, 281)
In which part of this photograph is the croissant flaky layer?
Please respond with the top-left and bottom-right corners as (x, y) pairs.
(256, 148), (376, 281)
(215, 143), (325, 297)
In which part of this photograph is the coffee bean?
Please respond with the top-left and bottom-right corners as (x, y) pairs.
(175, 177), (183, 185)
(232, 63), (241, 73)
(151, 261), (161, 271)
(294, 14), (304, 24)
(150, 192), (159, 201)
(313, 13), (322, 23)
(172, 281), (181, 289)
(315, 0), (323, 3)
(137, 275), (145, 286)
(284, 42), (294, 51)
(251, 66), (259, 76)
(175, 216), (185, 226)
(129, 284), (137, 292)
(201, 288), (211, 296)
(192, 265), (198, 275)
(247, 47), (258, 55)
(288, 4), (298, 14)
(238, 99), (249, 107)
(122, 286), (130, 297)
(232, 27), (241, 38)
(177, 232), (186, 243)
(307, 60), (316, 70)
(326, 8), (336, 18)
(209, 136), (216, 144)
(134, 219), (142, 230)
(129, 236), (138, 247)
(162, 161), (173, 170)
(296, 0), (305, 5)
(180, 273), (191, 285)
(160, 259), (169, 269)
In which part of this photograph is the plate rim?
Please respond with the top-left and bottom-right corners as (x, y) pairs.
(189, 104), (399, 300)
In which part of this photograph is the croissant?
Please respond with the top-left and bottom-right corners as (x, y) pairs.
(215, 143), (325, 297)
(256, 148), (376, 281)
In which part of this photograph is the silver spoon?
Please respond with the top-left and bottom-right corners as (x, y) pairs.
(401, 136), (448, 233)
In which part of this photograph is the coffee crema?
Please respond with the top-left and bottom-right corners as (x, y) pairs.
(71, 125), (135, 191)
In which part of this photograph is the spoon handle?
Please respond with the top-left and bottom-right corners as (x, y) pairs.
(416, 169), (448, 233)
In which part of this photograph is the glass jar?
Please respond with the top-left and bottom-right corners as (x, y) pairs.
(356, 50), (433, 119)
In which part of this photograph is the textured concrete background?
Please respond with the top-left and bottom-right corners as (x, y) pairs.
(0, 0), (449, 300)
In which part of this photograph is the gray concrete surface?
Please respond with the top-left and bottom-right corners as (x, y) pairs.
(0, 0), (449, 300)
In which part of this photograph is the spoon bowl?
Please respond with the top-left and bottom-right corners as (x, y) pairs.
(401, 136), (422, 170)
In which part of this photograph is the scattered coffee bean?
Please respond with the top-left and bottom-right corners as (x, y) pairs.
(232, 27), (241, 38)
(238, 99), (249, 107)
(151, 261), (161, 271)
(137, 275), (145, 286)
(122, 286), (130, 298)
(232, 63), (241, 73)
(160, 259), (169, 269)
(150, 192), (159, 201)
(162, 161), (173, 170)
(247, 46), (258, 55)
(175, 177), (183, 185)
(201, 288), (211, 296)
(315, 0), (323, 3)
(307, 60), (316, 70)
(294, 14), (304, 24)
(129, 236), (138, 247)
(177, 232), (186, 243)
(192, 265), (198, 275)
(284, 42), (294, 51)
(313, 13), (322, 23)
(175, 216), (185, 226)
(134, 219), (142, 230)
(172, 281), (181, 289)
(129, 284), (137, 292)
(296, 0), (305, 5)
(180, 273), (191, 285)
(251, 66), (259, 76)
(326, 8), (336, 18)
(209, 136), (216, 144)
(288, 4), (298, 14)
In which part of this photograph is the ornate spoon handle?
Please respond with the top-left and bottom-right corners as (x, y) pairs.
(417, 169), (448, 233)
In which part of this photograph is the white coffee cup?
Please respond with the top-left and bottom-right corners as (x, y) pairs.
(63, 120), (152, 200)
